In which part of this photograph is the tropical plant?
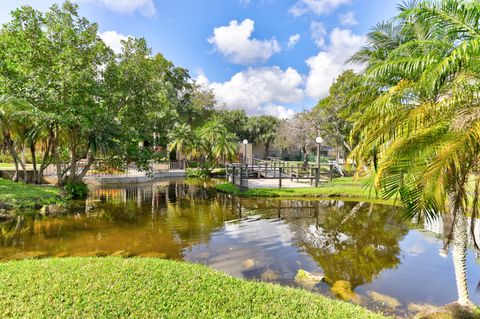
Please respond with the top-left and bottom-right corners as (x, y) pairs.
(245, 116), (280, 156)
(349, 0), (480, 307)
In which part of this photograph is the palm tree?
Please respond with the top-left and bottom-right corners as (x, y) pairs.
(349, 0), (480, 307)
(197, 119), (236, 171)
(168, 123), (194, 161)
(213, 131), (238, 165)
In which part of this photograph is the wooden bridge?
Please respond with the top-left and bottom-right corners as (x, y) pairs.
(225, 157), (344, 189)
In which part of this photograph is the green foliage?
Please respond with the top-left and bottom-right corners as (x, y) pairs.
(185, 168), (210, 179)
(217, 109), (249, 139)
(63, 182), (89, 199)
(0, 258), (387, 319)
(311, 70), (364, 154)
(0, 1), (195, 185)
(348, 0), (480, 225)
(170, 119), (238, 171)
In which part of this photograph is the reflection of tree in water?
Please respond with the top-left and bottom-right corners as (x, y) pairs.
(0, 181), (239, 259)
(289, 201), (409, 287)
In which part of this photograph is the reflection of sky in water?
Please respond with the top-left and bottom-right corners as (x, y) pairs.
(185, 213), (480, 308)
(183, 216), (318, 281)
(356, 230), (480, 306)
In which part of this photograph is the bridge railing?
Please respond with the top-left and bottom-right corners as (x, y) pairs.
(226, 159), (340, 189)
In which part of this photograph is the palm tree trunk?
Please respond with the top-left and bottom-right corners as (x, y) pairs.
(451, 212), (472, 307)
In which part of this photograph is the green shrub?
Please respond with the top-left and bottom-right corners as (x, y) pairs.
(64, 182), (89, 199)
(186, 161), (199, 168)
(186, 168), (210, 178)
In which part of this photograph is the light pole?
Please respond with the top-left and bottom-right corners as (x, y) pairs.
(243, 139), (248, 164)
(315, 136), (324, 187)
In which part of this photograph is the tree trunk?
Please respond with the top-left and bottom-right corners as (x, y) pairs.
(69, 143), (77, 183)
(302, 145), (309, 168)
(451, 212), (472, 307)
(37, 141), (51, 184)
(54, 144), (63, 187)
(76, 154), (94, 181)
(30, 142), (37, 184)
(265, 142), (270, 159)
(20, 142), (30, 183)
(12, 157), (19, 182)
(5, 135), (26, 182)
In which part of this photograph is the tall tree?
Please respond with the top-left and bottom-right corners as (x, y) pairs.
(275, 112), (317, 167)
(311, 70), (363, 161)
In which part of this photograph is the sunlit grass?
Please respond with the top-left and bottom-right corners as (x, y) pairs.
(0, 178), (63, 209)
(0, 257), (388, 319)
(215, 177), (395, 205)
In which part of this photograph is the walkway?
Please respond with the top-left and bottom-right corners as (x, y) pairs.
(247, 179), (312, 189)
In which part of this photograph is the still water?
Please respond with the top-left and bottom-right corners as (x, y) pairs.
(0, 179), (479, 316)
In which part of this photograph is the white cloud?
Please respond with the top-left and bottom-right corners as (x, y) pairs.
(310, 21), (327, 48)
(339, 11), (357, 26)
(195, 70), (210, 88)
(290, 0), (351, 17)
(287, 34), (301, 49)
(99, 30), (132, 54)
(305, 28), (366, 99)
(198, 67), (302, 118)
(262, 104), (296, 119)
(208, 19), (281, 65)
(93, 0), (156, 16)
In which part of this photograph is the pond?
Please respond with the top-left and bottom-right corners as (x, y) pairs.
(0, 179), (479, 317)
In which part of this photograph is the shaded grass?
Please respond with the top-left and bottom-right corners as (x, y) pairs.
(215, 177), (395, 205)
(0, 257), (388, 319)
(0, 178), (64, 209)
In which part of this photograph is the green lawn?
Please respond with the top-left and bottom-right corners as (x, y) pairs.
(0, 178), (64, 209)
(0, 257), (387, 319)
(215, 177), (395, 205)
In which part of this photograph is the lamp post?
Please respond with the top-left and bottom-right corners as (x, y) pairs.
(315, 136), (324, 187)
(243, 139), (248, 164)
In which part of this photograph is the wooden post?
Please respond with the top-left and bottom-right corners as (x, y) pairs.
(330, 164), (333, 182)
(265, 163), (268, 178)
(279, 167), (282, 188)
(297, 163), (300, 182)
(273, 162), (276, 178)
(232, 166), (236, 185)
(240, 166), (243, 189)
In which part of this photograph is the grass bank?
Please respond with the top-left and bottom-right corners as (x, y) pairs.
(0, 178), (64, 210)
(215, 177), (394, 205)
(0, 257), (387, 319)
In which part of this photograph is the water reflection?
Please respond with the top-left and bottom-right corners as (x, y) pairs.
(290, 201), (408, 287)
(0, 179), (478, 316)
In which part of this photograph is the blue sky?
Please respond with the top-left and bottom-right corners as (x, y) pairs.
(1, 0), (399, 118)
